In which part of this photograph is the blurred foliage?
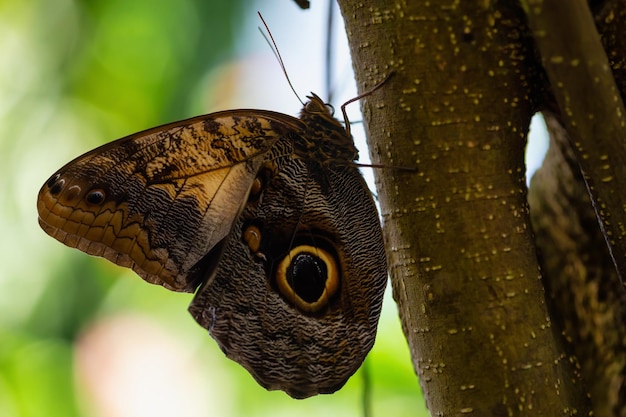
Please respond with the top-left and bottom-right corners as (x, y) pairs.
(0, 0), (427, 416)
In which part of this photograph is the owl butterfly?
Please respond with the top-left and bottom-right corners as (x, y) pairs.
(37, 79), (389, 397)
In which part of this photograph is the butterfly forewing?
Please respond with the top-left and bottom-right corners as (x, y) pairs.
(37, 111), (304, 292)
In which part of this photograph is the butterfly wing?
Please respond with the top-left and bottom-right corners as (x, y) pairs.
(38, 94), (388, 398)
(37, 110), (304, 292)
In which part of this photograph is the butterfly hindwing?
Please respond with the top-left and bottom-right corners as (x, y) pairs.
(189, 132), (387, 398)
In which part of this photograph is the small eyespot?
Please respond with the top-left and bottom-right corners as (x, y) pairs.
(48, 177), (65, 195)
(243, 225), (262, 253)
(248, 164), (276, 203)
(275, 244), (340, 313)
(249, 177), (264, 199)
(47, 173), (61, 188)
(85, 189), (106, 205)
(64, 185), (82, 202)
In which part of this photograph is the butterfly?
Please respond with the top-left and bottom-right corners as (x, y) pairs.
(37, 90), (388, 398)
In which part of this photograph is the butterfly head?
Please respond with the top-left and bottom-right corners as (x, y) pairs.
(296, 94), (359, 162)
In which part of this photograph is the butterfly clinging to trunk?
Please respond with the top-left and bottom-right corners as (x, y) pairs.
(37, 14), (391, 398)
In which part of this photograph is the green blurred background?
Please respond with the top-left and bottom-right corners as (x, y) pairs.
(0, 0), (427, 416)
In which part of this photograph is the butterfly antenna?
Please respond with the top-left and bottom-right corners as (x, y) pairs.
(325, 0), (335, 103)
(257, 12), (305, 106)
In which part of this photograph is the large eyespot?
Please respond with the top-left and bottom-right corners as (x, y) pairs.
(275, 244), (340, 313)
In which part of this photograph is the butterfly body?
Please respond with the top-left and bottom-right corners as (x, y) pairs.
(37, 94), (387, 398)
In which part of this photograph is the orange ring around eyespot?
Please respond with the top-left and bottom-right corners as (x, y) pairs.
(275, 245), (339, 313)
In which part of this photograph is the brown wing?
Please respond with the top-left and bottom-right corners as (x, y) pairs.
(37, 110), (304, 292)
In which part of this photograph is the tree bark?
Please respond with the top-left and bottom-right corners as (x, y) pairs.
(526, 3), (626, 416)
(337, 1), (592, 414)
(529, 112), (626, 417)
(521, 0), (626, 281)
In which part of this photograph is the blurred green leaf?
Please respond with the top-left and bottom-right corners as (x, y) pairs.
(0, 331), (76, 417)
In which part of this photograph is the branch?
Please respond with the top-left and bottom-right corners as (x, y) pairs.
(529, 112), (626, 416)
(521, 0), (626, 281)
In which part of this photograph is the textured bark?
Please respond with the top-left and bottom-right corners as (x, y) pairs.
(529, 113), (626, 417)
(526, 2), (626, 416)
(521, 0), (626, 281)
(338, 0), (590, 415)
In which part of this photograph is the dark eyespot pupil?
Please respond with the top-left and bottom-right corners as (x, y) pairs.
(287, 253), (327, 303)
(49, 181), (63, 195)
(46, 173), (61, 189)
(86, 190), (105, 205)
(48, 175), (65, 195)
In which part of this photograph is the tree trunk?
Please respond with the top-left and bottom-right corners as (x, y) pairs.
(529, 112), (626, 417)
(335, 0), (625, 414)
